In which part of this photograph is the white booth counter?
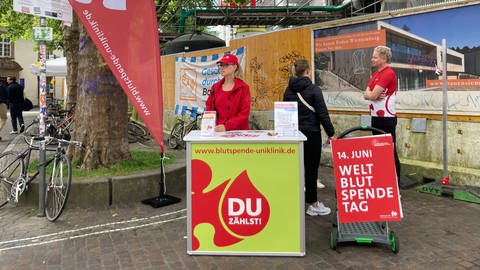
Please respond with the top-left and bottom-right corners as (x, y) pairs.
(184, 130), (307, 256)
(183, 130), (306, 142)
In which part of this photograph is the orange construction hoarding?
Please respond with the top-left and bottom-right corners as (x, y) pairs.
(314, 30), (386, 53)
(426, 79), (480, 88)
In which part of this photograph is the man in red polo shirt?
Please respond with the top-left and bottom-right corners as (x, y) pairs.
(363, 46), (401, 182)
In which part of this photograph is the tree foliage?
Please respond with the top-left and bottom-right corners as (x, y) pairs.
(156, 0), (214, 33)
(0, 0), (63, 51)
(224, 0), (251, 5)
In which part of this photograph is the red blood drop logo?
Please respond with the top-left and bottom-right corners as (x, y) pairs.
(191, 160), (270, 249)
(221, 170), (270, 237)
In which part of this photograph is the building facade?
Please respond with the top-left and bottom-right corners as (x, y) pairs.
(0, 32), (39, 104)
(0, 30), (65, 106)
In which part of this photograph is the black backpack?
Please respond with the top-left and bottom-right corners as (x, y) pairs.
(23, 98), (33, 111)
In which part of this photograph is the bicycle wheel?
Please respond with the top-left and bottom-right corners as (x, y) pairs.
(135, 121), (151, 142)
(23, 120), (55, 146)
(0, 151), (24, 208)
(23, 120), (40, 145)
(128, 120), (150, 143)
(167, 122), (184, 149)
(129, 120), (148, 136)
(44, 153), (72, 222)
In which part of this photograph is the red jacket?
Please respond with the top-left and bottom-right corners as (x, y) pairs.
(206, 78), (251, 131)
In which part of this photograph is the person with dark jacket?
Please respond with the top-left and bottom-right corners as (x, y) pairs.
(0, 80), (8, 140)
(283, 59), (335, 216)
(206, 53), (250, 131)
(6, 76), (25, 134)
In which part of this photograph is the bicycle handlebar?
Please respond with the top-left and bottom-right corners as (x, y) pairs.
(183, 108), (203, 119)
(337, 125), (386, 139)
(26, 135), (83, 148)
(48, 137), (83, 148)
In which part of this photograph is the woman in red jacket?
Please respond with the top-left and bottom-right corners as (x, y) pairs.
(206, 53), (251, 131)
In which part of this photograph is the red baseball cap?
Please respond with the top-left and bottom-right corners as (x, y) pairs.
(217, 53), (238, 66)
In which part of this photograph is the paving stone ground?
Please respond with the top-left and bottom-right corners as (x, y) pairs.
(1, 147), (480, 270)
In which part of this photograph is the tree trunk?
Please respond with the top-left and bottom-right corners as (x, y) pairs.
(62, 13), (79, 110)
(71, 25), (131, 170)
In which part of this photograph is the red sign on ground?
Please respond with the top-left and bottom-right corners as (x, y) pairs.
(331, 135), (403, 223)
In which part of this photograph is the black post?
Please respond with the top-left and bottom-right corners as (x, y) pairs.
(142, 152), (181, 208)
(38, 16), (47, 217)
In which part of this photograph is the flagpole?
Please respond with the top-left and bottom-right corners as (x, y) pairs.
(441, 39), (449, 185)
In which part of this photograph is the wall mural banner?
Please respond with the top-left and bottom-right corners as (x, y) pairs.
(68, 0), (165, 151)
(313, 4), (480, 115)
(174, 47), (246, 116)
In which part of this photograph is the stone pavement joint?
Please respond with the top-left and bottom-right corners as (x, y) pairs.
(0, 209), (187, 253)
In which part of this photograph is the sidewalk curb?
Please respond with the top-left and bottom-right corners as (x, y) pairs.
(19, 165), (186, 208)
(5, 135), (187, 208)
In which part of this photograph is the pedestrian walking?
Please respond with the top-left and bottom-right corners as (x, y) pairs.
(6, 76), (25, 134)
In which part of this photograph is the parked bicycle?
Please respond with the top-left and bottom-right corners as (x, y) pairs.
(48, 105), (75, 140)
(23, 105), (75, 145)
(167, 108), (202, 149)
(0, 135), (83, 221)
(128, 119), (151, 144)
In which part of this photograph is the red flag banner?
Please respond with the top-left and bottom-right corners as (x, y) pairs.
(68, 0), (164, 151)
(331, 135), (403, 223)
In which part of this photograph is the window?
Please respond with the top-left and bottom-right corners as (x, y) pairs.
(387, 33), (436, 67)
(447, 54), (462, 66)
(0, 37), (11, 57)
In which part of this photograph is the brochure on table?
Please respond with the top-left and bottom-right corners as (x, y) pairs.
(200, 111), (216, 136)
(274, 102), (298, 136)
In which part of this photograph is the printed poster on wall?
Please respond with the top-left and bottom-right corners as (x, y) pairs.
(313, 4), (480, 115)
(190, 142), (302, 254)
(331, 134), (403, 223)
(175, 47), (246, 113)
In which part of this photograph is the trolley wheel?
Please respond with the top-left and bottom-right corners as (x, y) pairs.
(389, 231), (399, 254)
(329, 229), (338, 250)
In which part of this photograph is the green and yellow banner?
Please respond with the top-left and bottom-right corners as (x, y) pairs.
(190, 143), (303, 254)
